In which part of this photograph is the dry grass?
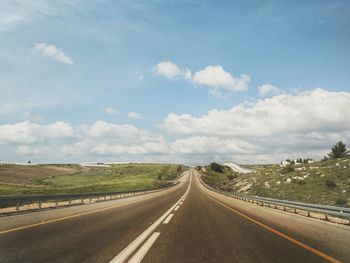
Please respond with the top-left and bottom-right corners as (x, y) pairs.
(0, 165), (80, 184)
(0, 163), (186, 196)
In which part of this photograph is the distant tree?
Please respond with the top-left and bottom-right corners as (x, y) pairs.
(28, 160), (31, 164)
(328, 141), (349, 159)
(176, 165), (183, 172)
(210, 162), (224, 173)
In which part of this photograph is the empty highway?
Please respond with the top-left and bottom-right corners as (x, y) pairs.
(0, 170), (349, 263)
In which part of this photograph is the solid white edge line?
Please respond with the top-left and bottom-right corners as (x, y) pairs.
(163, 214), (174, 224)
(128, 232), (161, 263)
(109, 172), (192, 263)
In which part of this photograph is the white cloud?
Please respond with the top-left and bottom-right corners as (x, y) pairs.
(192, 65), (250, 92)
(128, 112), (143, 119)
(162, 88), (350, 137)
(1, 89), (350, 164)
(62, 121), (168, 156)
(0, 121), (74, 144)
(154, 61), (181, 78)
(35, 43), (74, 65)
(105, 107), (118, 115)
(0, 120), (168, 161)
(171, 136), (255, 155)
(258, 84), (281, 96)
(153, 61), (250, 96)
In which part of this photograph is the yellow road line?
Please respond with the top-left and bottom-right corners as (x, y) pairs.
(0, 182), (186, 235)
(0, 201), (132, 235)
(203, 190), (342, 263)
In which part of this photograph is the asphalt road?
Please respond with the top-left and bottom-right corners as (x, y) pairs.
(0, 170), (349, 263)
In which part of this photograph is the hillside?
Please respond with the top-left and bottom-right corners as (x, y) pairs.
(0, 163), (186, 196)
(201, 157), (350, 207)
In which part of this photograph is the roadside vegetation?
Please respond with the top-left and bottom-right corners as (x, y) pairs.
(201, 142), (350, 207)
(0, 163), (186, 196)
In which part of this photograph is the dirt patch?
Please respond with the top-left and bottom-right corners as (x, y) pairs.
(0, 165), (80, 184)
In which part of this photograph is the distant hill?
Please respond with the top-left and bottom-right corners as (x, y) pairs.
(0, 163), (186, 196)
(201, 157), (350, 207)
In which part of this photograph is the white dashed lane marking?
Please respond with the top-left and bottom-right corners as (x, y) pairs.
(128, 232), (161, 263)
(109, 172), (192, 263)
(163, 214), (174, 224)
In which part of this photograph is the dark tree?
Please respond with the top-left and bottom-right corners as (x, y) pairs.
(328, 141), (349, 159)
(210, 162), (224, 173)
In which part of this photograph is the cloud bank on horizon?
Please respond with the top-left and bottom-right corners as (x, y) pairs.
(0, 0), (349, 164)
(1, 88), (349, 164)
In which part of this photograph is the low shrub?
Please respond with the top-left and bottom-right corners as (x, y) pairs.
(335, 198), (347, 205)
(325, 180), (336, 188)
(281, 165), (294, 174)
(227, 174), (235, 180)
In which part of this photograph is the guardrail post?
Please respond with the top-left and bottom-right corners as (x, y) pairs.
(38, 201), (42, 209)
(69, 200), (71, 206)
(89, 198), (92, 203)
(16, 202), (20, 211)
(325, 214), (329, 221)
(307, 210), (310, 217)
(81, 199), (84, 204)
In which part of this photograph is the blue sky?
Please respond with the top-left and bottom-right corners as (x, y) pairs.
(0, 0), (350, 164)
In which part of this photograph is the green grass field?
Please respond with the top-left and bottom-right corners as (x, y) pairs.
(201, 157), (350, 207)
(0, 163), (187, 196)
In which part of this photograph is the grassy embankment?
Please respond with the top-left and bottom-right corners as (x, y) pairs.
(201, 157), (350, 207)
(0, 163), (186, 196)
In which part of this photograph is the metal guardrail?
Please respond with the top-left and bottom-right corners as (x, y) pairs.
(199, 175), (350, 225)
(0, 182), (179, 215)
